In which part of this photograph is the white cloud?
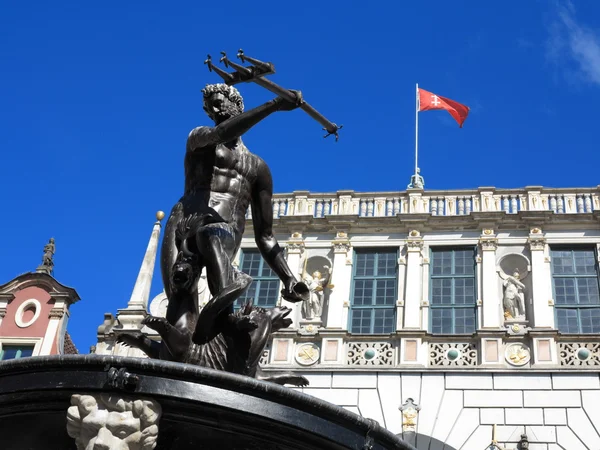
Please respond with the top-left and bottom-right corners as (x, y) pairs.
(547, 1), (600, 86)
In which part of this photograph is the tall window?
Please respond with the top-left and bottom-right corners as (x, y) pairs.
(430, 247), (477, 334)
(551, 247), (600, 334)
(235, 250), (280, 308)
(0, 344), (34, 360)
(349, 249), (397, 334)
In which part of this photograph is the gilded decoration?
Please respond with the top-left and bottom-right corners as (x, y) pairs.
(399, 398), (420, 433)
(505, 343), (531, 366)
(295, 343), (320, 366)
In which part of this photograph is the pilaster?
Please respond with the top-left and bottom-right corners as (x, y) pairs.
(479, 229), (501, 328)
(284, 232), (305, 328)
(404, 230), (423, 329)
(326, 232), (352, 329)
(528, 228), (554, 328)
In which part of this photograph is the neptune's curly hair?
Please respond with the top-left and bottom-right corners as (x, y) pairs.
(202, 83), (244, 114)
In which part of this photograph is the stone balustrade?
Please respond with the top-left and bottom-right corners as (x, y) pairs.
(249, 186), (600, 219)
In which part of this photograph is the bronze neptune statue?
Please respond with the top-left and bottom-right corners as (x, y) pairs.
(118, 77), (318, 386)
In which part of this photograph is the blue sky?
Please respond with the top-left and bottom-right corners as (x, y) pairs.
(1, 1), (600, 351)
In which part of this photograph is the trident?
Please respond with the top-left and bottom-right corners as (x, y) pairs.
(204, 49), (342, 141)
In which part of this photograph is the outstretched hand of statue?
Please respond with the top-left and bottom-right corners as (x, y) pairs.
(281, 279), (310, 303)
(276, 90), (304, 111)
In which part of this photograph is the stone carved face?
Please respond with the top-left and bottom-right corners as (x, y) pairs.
(67, 394), (161, 450)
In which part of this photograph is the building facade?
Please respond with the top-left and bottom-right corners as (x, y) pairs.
(98, 186), (600, 450)
(0, 240), (80, 359)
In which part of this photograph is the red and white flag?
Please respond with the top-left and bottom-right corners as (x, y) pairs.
(418, 88), (470, 128)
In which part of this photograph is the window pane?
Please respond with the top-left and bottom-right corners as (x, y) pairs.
(556, 308), (580, 334)
(353, 279), (373, 306)
(454, 249), (474, 276)
(431, 308), (453, 334)
(256, 280), (279, 307)
(373, 309), (395, 334)
(355, 253), (375, 277)
(580, 308), (600, 333)
(554, 278), (576, 305)
(351, 309), (372, 334)
(431, 278), (452, 305)
(1, 345), (34, 360)
(552, 251), (574, 275)
(374, 279), (395, 306)
(577, 278), (600, 305)
(454, 308), (476, 334)
(376, 252), (397, 277)
(241, 251), (262, 276)
(574, 250), (596, 275)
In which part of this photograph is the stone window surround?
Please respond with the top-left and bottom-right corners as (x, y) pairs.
(0, 337), (43, 358)
(14, 298), (42, 328)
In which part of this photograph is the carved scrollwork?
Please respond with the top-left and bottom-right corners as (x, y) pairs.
(528, 237), (546, 251)
(49, 308), (65, 319)
(332, 241), (351, 253)
(406, 239), (424, 251)
(479, 238), (498, 251)
(286, 242), (305, 254)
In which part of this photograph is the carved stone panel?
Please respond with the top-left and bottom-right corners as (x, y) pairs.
(347, 342), (394, 366)
(429, 342), (478, 367)
(558, 342), (600, 366)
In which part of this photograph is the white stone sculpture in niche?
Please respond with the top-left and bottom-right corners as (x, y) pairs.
(497, 253), (530, 322)
(503, 271), (526, 320)
(66, 393), (161, 450)
(300, 255), (333, 322)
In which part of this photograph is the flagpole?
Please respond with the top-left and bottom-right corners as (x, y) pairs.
(415, 83), (419, 177)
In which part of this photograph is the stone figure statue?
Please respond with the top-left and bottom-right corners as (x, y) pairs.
(301, 266), (332, 320)
(66, 394), (161, 450)
(407, 168), (424, 189)
(503, 271), (526, 319)
(116, 83), (310, 386)
(37, 238), (55, 273)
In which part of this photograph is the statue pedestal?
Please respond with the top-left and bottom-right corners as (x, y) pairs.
(298, 318), (322, 336)
(504, 318), (530, 336)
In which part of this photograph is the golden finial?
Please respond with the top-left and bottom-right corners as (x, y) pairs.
(156, 211), (166, 221)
